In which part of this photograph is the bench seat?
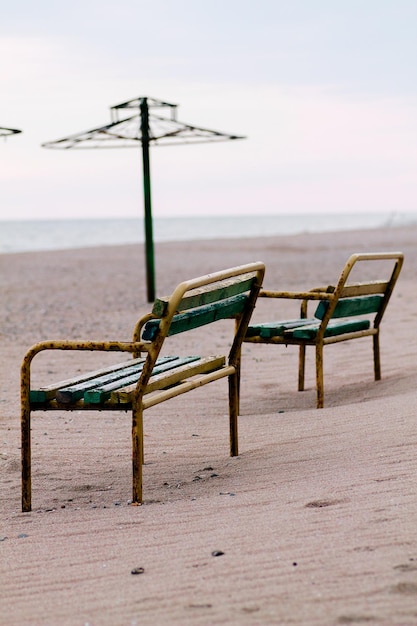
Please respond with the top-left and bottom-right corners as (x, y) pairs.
(247, 318), (370, 340)
(29, 355), (227, 408)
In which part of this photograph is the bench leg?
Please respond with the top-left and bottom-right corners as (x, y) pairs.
(228, 367), (239, 456)
(315, 343), (324, 409)
(21, 404), (32, 512)
(373, 333), (381, 380)
(298, 345), (306, 391)
(132, 402), (144, 504)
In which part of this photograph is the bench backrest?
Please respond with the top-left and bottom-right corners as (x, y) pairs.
(314, 294), (384, 320)
(311, 252), (403, 329)
(135, 262), (265, 350)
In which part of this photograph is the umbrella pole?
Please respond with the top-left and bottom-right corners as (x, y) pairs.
(140, 98), (156, 303)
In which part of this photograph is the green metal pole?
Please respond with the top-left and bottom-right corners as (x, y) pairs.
(140, 98), (156, 303)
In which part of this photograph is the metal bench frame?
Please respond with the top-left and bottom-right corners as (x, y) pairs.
(244, 252), (403, 409)
(21, 262), (265, 511)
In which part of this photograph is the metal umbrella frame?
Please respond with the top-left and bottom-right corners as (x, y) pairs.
(0, 127), (22, 137)
(42, 97), (245, 302)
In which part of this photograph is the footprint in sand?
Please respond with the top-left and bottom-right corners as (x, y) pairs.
(390, 582), (417, 595)
(305, 498), (346, 508)
(393, 562), (417, 572)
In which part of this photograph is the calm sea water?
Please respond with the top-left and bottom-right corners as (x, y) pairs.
(1, 212), (415, 254)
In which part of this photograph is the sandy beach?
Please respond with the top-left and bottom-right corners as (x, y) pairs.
(1, 225), (417, 626)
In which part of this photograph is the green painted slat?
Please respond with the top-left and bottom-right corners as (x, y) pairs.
(152, 275), (255, 316)
(245, 295), (383, 342)
(290, 318), (370, 340)
(143, 293), (248, 341)
(246, 318), (316, 339)
(29, 358), (148, 404)
(29, 390), (50, 403)
(84, 356), (201, 404)
(55, 356), (177, 404)
(315, 295), (384, 320)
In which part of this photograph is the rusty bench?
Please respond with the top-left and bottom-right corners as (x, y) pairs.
(244, 252), (403, 408)
(21, 262), (265, 511)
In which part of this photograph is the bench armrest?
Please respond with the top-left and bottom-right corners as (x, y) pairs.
(23, 339), (148, 358)
(258, 287), (335, 319)
(259, 288), (333, 301)
(21, 340), (150, 386)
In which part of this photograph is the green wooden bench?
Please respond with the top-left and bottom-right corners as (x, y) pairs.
(243, 252), (403, 408)
(21, 262), (265, 512)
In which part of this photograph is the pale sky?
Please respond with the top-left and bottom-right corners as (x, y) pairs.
(1, 0), (416, 220)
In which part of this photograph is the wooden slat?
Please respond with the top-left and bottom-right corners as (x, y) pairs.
(289, 318), (370, 340)
(143, 293), (248, 341)
(341, 281), (389, 297)
(246, 318), (317, 339)
(84, 356), (201, 404)
(30, 357), (147, 403)
(111, 356), (226, 405)
(55, 356), (177, 405)
(152, 274), (255, 316)
(315, 295), (383, 320)
(142, 365), (235, 410)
